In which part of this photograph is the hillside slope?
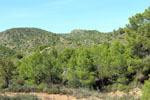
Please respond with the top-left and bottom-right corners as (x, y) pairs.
(0, 28), (125, 54)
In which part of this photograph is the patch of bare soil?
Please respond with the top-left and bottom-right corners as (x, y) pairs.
(129, 88), (142, 98)
(107, 90), (126, 97)
(107, 88), (142, 98)
(3, 92), (104, 100)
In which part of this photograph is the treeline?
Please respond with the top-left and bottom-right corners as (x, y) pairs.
(0, 42), (131, 93)
(0, 6), (150, 100)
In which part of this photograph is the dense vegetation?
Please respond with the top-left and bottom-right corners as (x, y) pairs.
(0, 27), (125, 54)
(0, 6), (150, 100)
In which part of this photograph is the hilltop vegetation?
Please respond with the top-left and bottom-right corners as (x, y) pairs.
(0, 6), (150, 100)
(0, 27), (125, 54)
(0, 45), (16, 58)
(0, 28), (59, 53)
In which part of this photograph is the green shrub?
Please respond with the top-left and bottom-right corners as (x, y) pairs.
(0, 79), (7, 89)
(22, 84), (37, 92)
(15, 79), (24, 86)
(24, 79), (35, 85)
(59, 87), (71, 95)
(67, 79), (82, 88)
(37, 83), (48, 92)
(104, 83), (130, 92)
(141, 80), (150, 100)
(8, 83), (37, 92)
(117, 84), (130, 91)
(8, 83), (23, 92)
(47, 88), (59, 94)
(1, 94), (40, 100)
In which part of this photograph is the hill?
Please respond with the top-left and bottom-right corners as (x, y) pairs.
(0, 28), (60, 53)
(0, 6), (150, 100)
(0, 28), (125, 54)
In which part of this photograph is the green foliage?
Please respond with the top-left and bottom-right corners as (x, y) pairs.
(0, 59), (15, 87)
(36, 44), (49, 51)
(126, 6), (150, 58)
(118, 28), (125, 34)
(1, 94), (40, 100)
(0, 79), (7, 89)
(0, 27), (125, 54)
(18, 52), (45, 84)
(125, 6), (150, 87)
(8, 83), (37, 92)
(18, 48), (62, 84)
(0, 28), (59, 53)
(0, 45), (15, 58)
(0, 6), (150, 99)
(141, 80), (150, 100)
(47, 88), (59, 94)
(67, 47), (97, 88)
(13, 52), (24, 59)
(36, 83), (48, 92)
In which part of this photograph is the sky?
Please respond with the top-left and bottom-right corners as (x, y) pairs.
(0, 0), (149, 33)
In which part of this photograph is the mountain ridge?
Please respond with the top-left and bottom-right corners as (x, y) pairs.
(0, 27), (125, 54)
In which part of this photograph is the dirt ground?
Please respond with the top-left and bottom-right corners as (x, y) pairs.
(1, 88), (141, 100)
(2, 92), (104, 100)
(108, 88), (142, 99)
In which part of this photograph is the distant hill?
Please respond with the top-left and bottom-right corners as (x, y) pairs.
(0, 28), (60, 53)
(0, 28), (126, 54)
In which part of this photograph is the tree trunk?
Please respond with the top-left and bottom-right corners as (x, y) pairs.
(5, 77), (9, 88)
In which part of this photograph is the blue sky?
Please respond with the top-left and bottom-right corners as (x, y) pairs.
(0, 0), (149, 33)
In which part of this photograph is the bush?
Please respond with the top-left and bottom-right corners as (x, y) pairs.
(59, 87), (71, 95)
(141, 80), (150, 100)
(15, 79), (24, 86)
(0, 79), (7, 89)
(47, 88), (59, 94)
(8, 83), (23, 92)
(37, 83), (48, 92)
(104, 83), (131, 92)
(0, 94), (40, 100)
(67, 79), (82, 88)
(22, 84), (37, 92)
(8, 83), (37, 92)
(117, 84), (130, 91)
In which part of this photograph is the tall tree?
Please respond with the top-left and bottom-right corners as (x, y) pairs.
(67, 47), (97, 88)
(0, 59), (15, 87)
(125, 6), (150, 83)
